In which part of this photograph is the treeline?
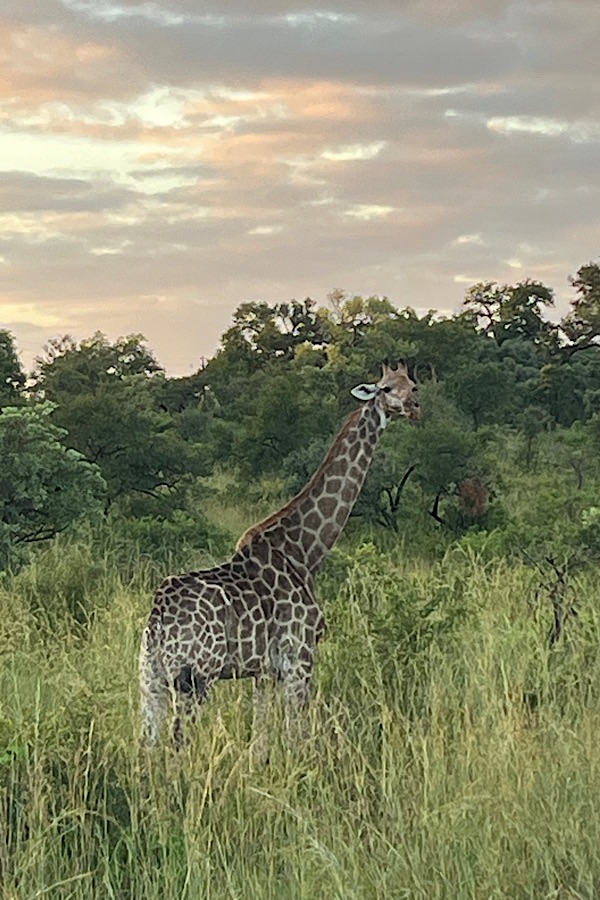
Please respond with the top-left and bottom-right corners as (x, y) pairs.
(1, 262), (599, 571)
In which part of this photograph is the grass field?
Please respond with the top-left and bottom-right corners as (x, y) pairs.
(1, 529), (600, 899)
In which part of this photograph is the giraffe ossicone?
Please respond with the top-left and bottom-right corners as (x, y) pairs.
(139, 362), (420, 754)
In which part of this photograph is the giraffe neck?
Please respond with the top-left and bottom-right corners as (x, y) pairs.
(237, 401), (386, 578)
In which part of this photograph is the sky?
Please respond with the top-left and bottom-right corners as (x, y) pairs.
(1, 0), (599, 375)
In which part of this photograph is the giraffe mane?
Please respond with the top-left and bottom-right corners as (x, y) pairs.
(235, 406), (363, 551)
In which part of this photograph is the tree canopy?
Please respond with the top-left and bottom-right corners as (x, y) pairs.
(2, 259), (599, 568)
(0, 404), (106, 569)
(0, 330), (25, 409)
(31, 333), (210, 506)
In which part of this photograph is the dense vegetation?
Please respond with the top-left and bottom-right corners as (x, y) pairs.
(1, 262), (599, 897)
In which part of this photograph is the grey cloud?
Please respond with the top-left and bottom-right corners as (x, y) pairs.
(14, 4), (518, 92)
(10, 2), (597, 93)
(3, 0), (79, 27)
(0, 172), (138, 213)
(428, 86), (597, 124)
(9, 2), (597, 116)
(129, 164), (213, 180)
(85, 15), (518, 88)
(64, 0), (511, 24)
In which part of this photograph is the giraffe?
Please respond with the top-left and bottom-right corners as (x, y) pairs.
(139, 362), (420, 755)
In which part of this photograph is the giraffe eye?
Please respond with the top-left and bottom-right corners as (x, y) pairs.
(381, 386), (391, 394)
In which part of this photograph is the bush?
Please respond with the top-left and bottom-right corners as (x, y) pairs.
(112, 510), (231, 566)
(320, 542), (471, 711)
(580, 506), (600, 557)
(0, 404), (106, 572)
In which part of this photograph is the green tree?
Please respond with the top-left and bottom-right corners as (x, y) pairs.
(323, 290), (398, 348)
(463, 280), (555, 347)
(351, 426), (417, 530)
(403, 384), (492, 530)
(400, 311), (482, 382)
(0, 330), (25, 408)
(32, 334), (208, 506)
(0, 404), (106, 569)
(534, 360), (594, 427)
(447, 360), (519, 429)
(234, 367), (338, 478)
(562, 261), (600, 356)
(322, 300), (484, 389)
(35, 331), (162, 395)
(221, 298), (330, 363)
(515, 405), (552, 470)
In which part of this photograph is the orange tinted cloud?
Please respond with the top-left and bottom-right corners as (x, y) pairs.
(0, 25), (122, 101)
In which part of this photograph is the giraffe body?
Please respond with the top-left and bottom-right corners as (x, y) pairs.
(139, 362), (419, 751)
(140, 541), (324, 746)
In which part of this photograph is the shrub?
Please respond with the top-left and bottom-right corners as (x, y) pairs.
(320, 543), (471, 712)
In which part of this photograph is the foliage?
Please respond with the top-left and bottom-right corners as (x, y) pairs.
(0, 404), (106, 570)
(231, 367), (338, 478)
(535, 354), (600, 427)
(447, 360), (519, 428)
(282, 435), (332, 496)
(581, 506), (600, 557)
(32, 333), (211, 505)
(462, 279), (556, 347)
(563, 260), (600, 355)
(0, 263), (595, 583)
(351, 426), (417, 530)
(325, 542), (471, 693)
(108, 509), (232, 568)
(0, 330), (25, 408)
(221, 298), (331, 363)
(35, 331), (163, 390)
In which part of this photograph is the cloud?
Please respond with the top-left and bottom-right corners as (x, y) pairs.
(452, 234), (486, 246)
(0, 171), (138, 212)
(3, 6), (519, 94)
(486, 115), (600, 142)
(0, 1), (598, 373)
(343, 205), (395, 221)
(322, 142), (387, 162)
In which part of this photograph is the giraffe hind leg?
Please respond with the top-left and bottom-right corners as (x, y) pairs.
(139, 652), (170, 748)
(174, 665), (208, 699)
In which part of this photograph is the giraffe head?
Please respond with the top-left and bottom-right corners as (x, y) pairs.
(351, 361), (420, 422)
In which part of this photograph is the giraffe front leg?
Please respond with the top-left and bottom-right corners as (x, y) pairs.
(251, 674), (273, 766)
(283, 667), (312, 749)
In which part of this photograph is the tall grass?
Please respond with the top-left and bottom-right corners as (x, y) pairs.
(1, 532), (600, 898)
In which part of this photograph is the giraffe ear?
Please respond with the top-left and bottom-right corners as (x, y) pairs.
(351, 383), (379, 401)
